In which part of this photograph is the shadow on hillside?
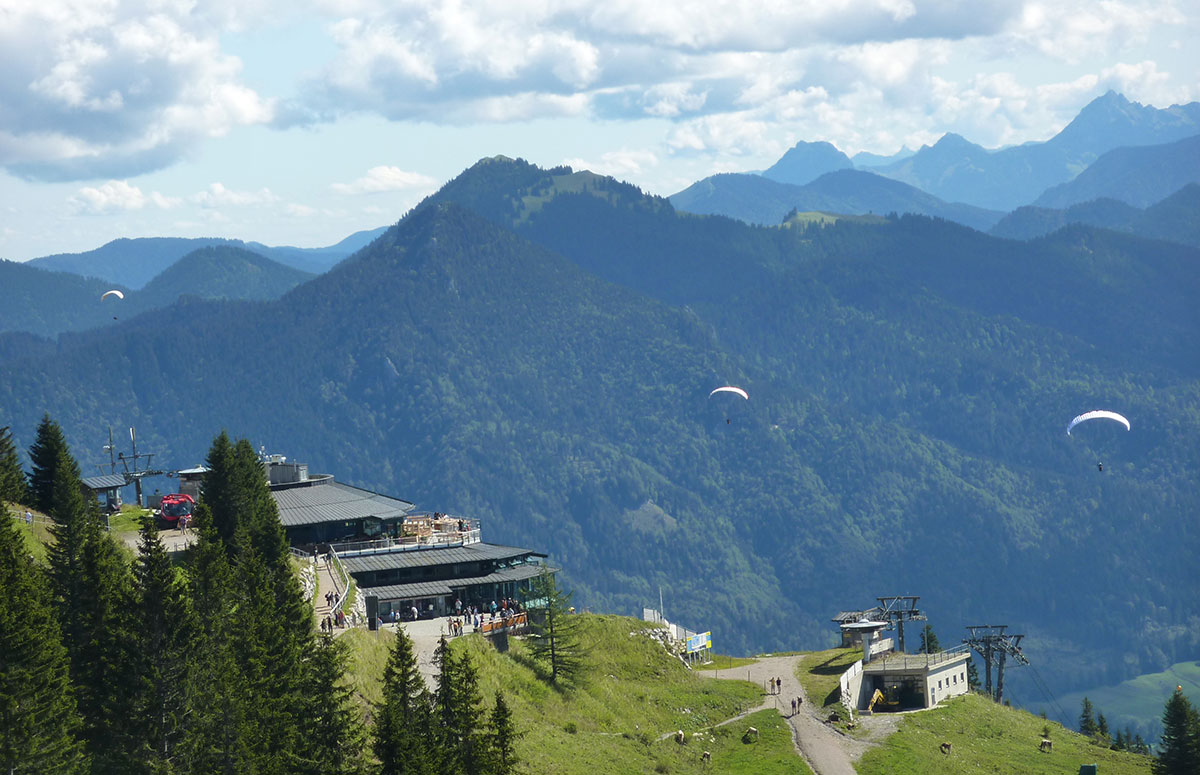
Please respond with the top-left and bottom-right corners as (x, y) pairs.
(808, 654), (854, 707)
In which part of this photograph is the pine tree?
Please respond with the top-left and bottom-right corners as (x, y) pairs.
(483, 692), (520, 775)
(523, 569), (585, 686)
(28, 414), (76, 515)
(129, 518), (192, 772)
(432, 638), (486, 775)
(918, 624), (940, 654)
(374, 628), (435, 775)
(1153, 689), (1200, 775)
(0, 425), (28, 505)
(294, 634), (368, 775)
(1079, 696), (1099, 737)
(0, 493), (88, 774)
(1097, 712), (1110, 744)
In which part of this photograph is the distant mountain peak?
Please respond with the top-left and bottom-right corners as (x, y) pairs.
(762, 140), (852, 186)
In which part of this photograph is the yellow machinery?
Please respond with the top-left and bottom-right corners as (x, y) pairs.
(867, 685), (901, 713)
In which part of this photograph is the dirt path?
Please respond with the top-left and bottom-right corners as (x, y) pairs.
(707, 655), (885, 775)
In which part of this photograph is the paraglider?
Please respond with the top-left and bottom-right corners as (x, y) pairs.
(1066, 410), (1130, 436)
(709, 386), (749, 400)
(709, 386), (748, 424)
(101, 289), (124, 319)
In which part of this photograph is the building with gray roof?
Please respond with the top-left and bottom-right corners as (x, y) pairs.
(266, 455), (553, 619)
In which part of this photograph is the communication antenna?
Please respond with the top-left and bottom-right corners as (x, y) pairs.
(964, 624), (1029, 704)
(113, 426), (163, 507)
(876, 595), (927, 653)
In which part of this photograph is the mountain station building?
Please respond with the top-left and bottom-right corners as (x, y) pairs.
(264, 455), (553, 619)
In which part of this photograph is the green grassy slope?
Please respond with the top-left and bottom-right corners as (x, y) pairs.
(345, 614), (807, 775)
(856, 693), (1153, 775)
(1057, 661), (1200, 741)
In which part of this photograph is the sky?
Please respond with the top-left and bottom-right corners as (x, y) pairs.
(0, 0), (1197, 261)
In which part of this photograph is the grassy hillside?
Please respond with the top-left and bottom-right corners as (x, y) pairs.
(344, 614), (806, 775)
(856, 692), (1153, 775)
(1057, 661), (1200, 742)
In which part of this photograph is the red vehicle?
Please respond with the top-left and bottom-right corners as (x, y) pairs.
(157, 493), (195, 527)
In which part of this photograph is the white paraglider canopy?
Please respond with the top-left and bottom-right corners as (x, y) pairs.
(709, 386), (748, 400)
(1066, 410), (1130, 436)
(101, 289), (124, 301)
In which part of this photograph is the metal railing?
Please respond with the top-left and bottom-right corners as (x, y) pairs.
(331, 520), (481, 557)
(864, 644), (971, 671)
(326, 543), (351, 614)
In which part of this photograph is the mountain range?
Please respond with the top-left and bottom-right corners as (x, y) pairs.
(25, 227), (387, 289)
(991, 183), (1200, 246)
(672, 91), (1200, 226)
(670, 168), (1004, 230)
(1, 157), (1196, 723)
(0, 246), (314, 338)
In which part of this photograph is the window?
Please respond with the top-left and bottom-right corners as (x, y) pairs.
(938, 679), (943, 689)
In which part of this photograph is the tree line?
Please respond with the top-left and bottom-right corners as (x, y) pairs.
(0, 417), (518, 775)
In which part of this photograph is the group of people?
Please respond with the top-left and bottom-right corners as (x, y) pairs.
(445, 597), (526, 633)
(765, 676), (804, 717)
(320, 609), (345, 633)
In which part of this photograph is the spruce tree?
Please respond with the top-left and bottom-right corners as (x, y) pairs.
(179, 504), (249, 775)
(1097, 712), (1110, 744)
(1079, 697), (1099, 737)
(28, 414), (76, 515)
(68, 505), (139, 774)
(0, 493), (88, 774)
(1153, 689), (1200, 775)
(433, 637), (486, 775)
(374, 628), (435, 775)
(483, 692), (519, 775)
(228, 533), (308, 775)
(129, 519), (192, 772)
(918, 624), (940, 654)
(294, 634), (367, 775)
(967, 657), (980, 690)
(523, 569), (585, 685)
(0, 425), (28, 505)
(45, 445), (91, 618)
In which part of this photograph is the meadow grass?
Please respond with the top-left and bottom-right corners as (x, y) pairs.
(856, 692), (1153, 775)
(693, 654), (758, 671)
(796, 646), (861, 708)
(7, 503), (51, 563)
(344, 614), (804, 774)
(1056, 660), (1200, 735)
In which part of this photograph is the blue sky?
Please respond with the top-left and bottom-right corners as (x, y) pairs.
(1, 0), (1196, 261)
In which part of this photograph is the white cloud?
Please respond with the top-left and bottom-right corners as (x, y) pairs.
(191, 182), (278, 208)
(331, 165), (438, 194)
(69, 180), (180, 214)
(561, 149), (659, 179)
(0, 1), (275, 181)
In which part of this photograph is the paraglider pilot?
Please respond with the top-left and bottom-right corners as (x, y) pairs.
(1097, 461), (1103, 472)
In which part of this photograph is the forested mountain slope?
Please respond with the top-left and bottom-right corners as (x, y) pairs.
(990, 184), (1200, 247)
(0, 159), (1196, 713)
(669, 169), (1003, 230)
(0, 246), (313, 338)
(1033, 134), (1200, 209)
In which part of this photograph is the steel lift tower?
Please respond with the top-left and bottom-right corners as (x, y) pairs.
(964, 624), (1029, 703)
(876, 596), (927, 653)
